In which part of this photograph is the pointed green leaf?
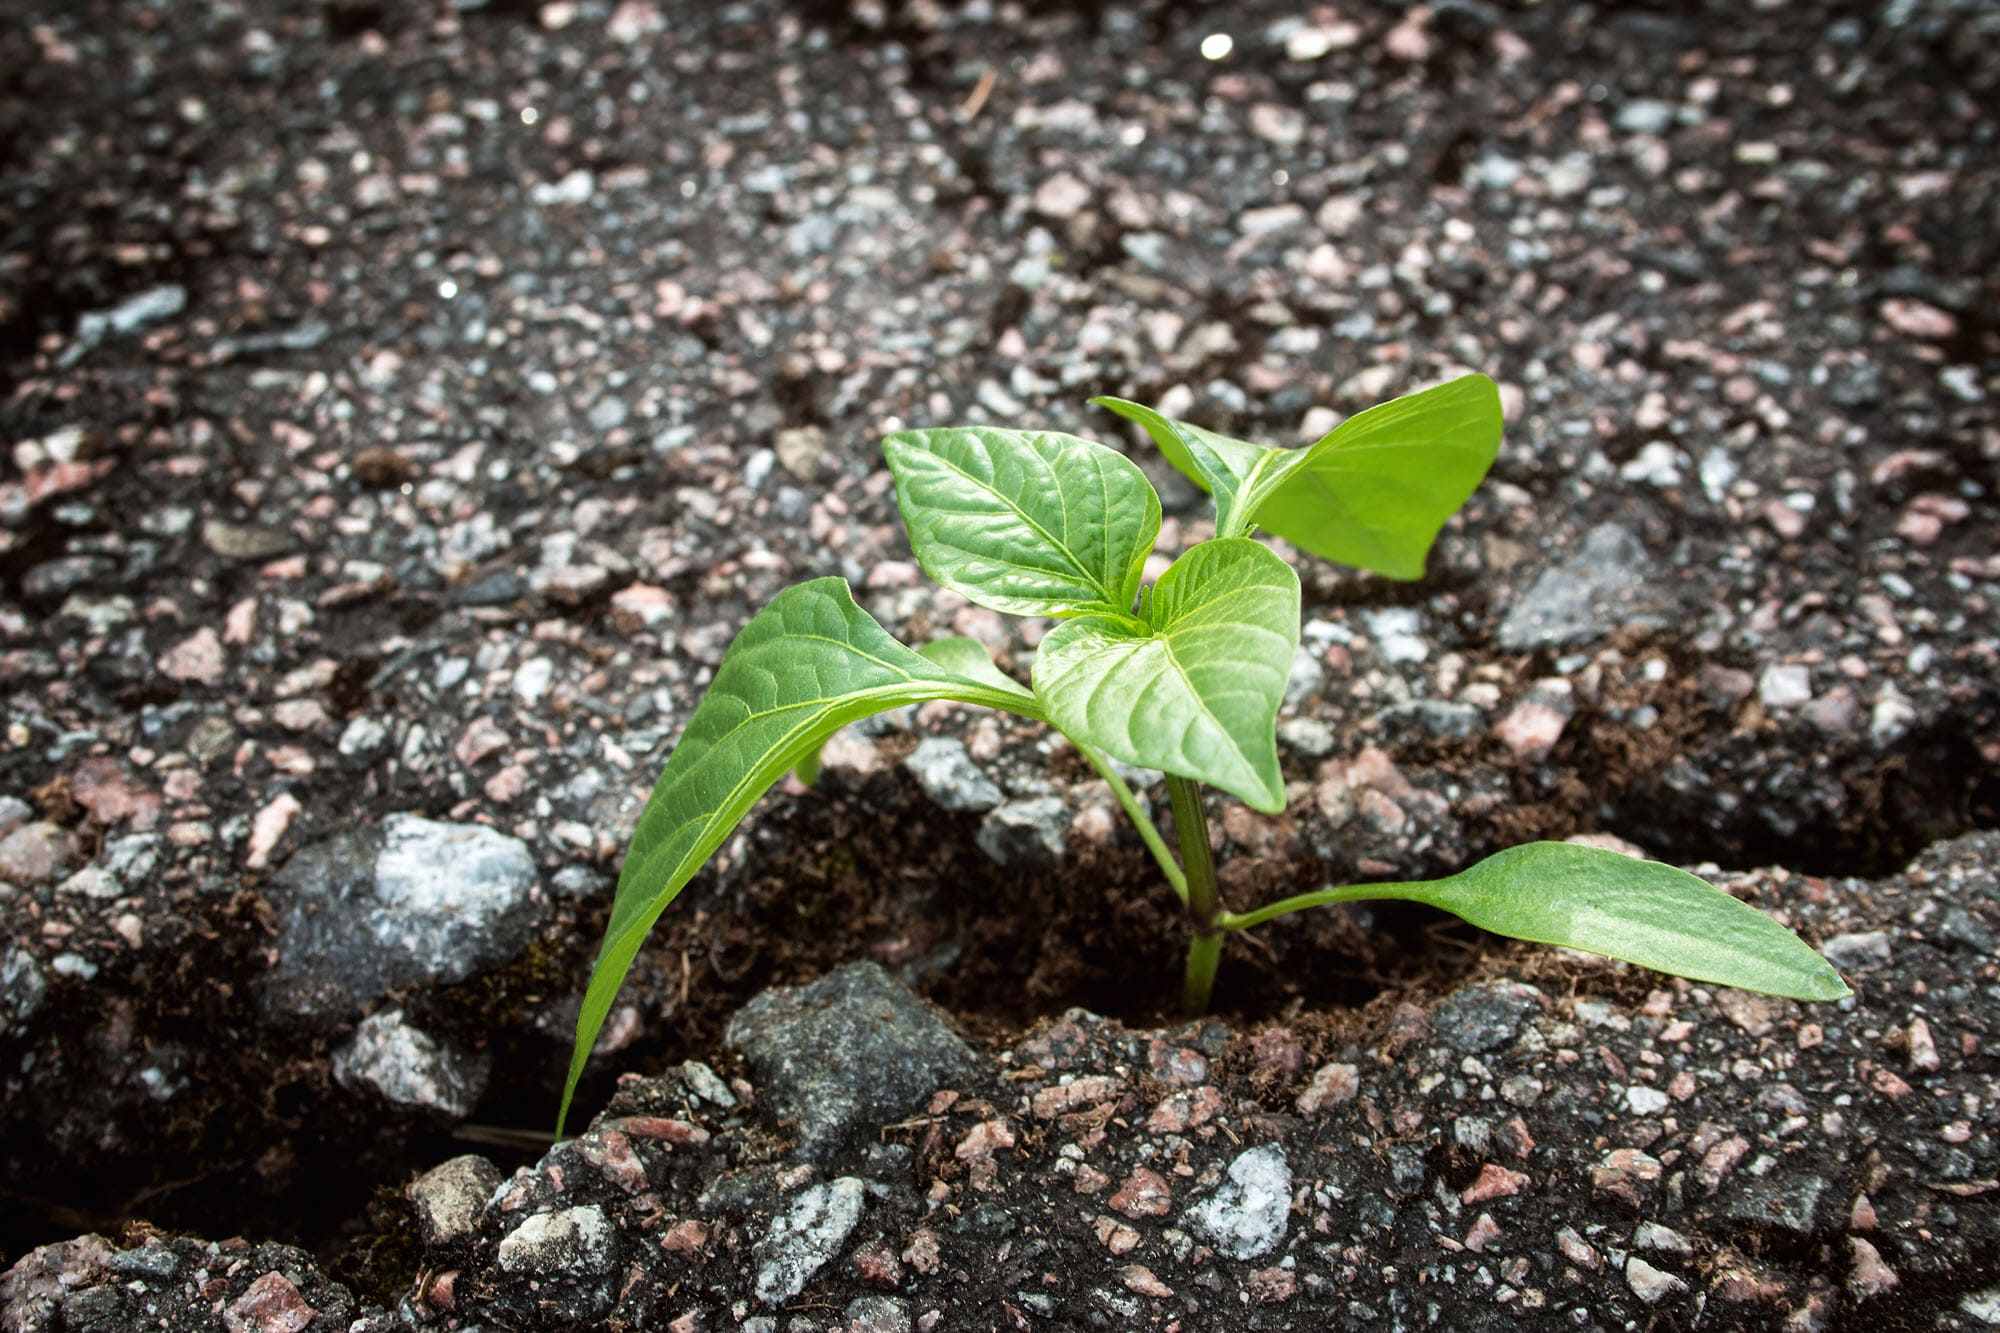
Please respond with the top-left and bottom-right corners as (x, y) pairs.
(917, 636), (1034, 701)
(1032, 538), (1299, 813)
(560, 578), (1039, 1136)
(1096, 375), (1503, 579)
(1249, 374), (1502, 579)
(883, 427), (1162, 618)
(1091, 396), (1273, 538)
(1353, 842), (1852, 1001)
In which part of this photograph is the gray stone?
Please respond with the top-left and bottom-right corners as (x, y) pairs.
(496, 1205), (615, 1278)
(680, 1059), (737, 1107)
(258, 814), (540, 1024)
(1, 946), (48, 1038)
(1625, 1255), (1687, 1303)
(1719, 1172), (1826, 1236)
(842, 1293), (911, 1333)
(332, 1010), (490, 1117)
(1184, 1144), (1292, 1261)
(1276, 717), (1336, 757)
(1758, 663), (1812, 708)
(0, 1234), (114, 1331)
(902, 737), (1003, 813)
(337, 717), (390, 759)
(102, 834), (161, 884)
(974, 796), (1068, 867)
(201, 520), (292, 562)
(106, 1246), (179, 1281)
(1821, 930), (1892, 970)
(1433, 981), (1543, 1053)
(0, 795), (33, 839)
(1361, 607), (1429, 664)
(1376, 699), (1484, 740)
(62, 284), (187, 366)
(0, 821), (80, 885)
(410, 1155), (505, 1248)
(727, 962), (978, 1164)
(754, 1177), (867, 1305)
(1498, 524), (1667, 652)
(1616, 99), (1677, 135)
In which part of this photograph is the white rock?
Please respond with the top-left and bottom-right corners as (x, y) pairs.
(1757, 663), (1812, 708)
(1626, 1255), (1687, 1303)
(1184, 1144), (1292, 1260)
(332, 1009), (489, 1116)
(497, 1205), (614, 1277)
(755, 1178), (867, 1305)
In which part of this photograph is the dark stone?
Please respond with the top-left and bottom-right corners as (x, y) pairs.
(452, 571), (528, 607)
(1718, 1173), (1826, 1237)
(727, 962), (979, 1165)
(1432, 981), (1543, 1054)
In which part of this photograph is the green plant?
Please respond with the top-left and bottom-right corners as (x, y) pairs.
(557, 374), (1850, 1135)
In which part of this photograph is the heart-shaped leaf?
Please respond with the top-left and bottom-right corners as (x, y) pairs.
(884, 426), (1161, 619)
(561, 578), (1040, 1136)
(1095, 374), (1502, 579)
(1252, 373), (1501, 579)
(1090, 396), (1273, 538)
(1032, 538), (1299, 813)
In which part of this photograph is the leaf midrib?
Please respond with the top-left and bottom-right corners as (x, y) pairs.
(910, 444), (1108, 600)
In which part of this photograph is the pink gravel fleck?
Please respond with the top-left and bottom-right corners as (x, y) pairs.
(1461, 1163), (1531, 1204)
(245, 793), (302, 871)
(159, 626), (226, 686)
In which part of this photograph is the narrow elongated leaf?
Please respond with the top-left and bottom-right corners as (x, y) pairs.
(1249, 374), (1502, 579)
(560, 579), (1039, 1136)
(1095, 375), (1503, 579)
(1353, 842), (1852, 1001)
(884, 427), (1161, 618)
(1032, 538), (1298, 813)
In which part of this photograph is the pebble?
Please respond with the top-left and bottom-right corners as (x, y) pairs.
(1296, 1062), (1360, 1115)
(1758, 664), (1813, 708)
(1, 946), (49, 1037)
(902, 737), (1003, 813)
(259, 815), (540, 1023)
(1625, 1256), (1687, 1304)
(331, 1009), (489, 1117)
(222, 1271), (317, 1333)
(1821, 931), (1892, 970)
(1432, 981), (1541, 1054)
(974, 796), (1068, 867)
(496, 1205), (615, 1278)
(727, 962), (976, 1164)
(158, 627), (227, 686)
(1498, 524), (1662, 652)
(755, 1178), (867, 1305)
(410, 1155), (505, 1248)
(1184, 1145), (1291, 1261)
(0, 822), (80, 885)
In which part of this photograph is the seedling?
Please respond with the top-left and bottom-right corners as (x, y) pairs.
(558, 374), (1849, 1134)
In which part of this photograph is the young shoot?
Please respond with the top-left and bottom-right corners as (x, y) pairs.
(558, 374), (1850, 1136)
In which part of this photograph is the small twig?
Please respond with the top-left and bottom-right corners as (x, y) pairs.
(959, 66), (997, 120)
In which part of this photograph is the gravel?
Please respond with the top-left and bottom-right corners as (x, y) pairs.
(725, 962), (978, 1165)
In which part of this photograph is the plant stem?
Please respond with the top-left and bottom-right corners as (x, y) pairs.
(1076, 744), (1186, 904)
(1216, 880), (1438, 933)
(1167, 774), (1223, 1016)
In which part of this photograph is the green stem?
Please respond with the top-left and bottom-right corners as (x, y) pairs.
(1216, 880), (1438, 933)
(1077, 744), (1186, 904)
(1168, 775), (1223, 1016)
